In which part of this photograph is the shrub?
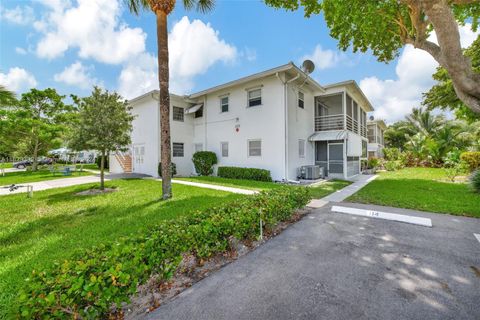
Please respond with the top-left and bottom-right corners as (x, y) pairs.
(192, 151), (217, 176)
(367, 157), (379, 169)
(384, 160), (402, 171)
(158, 162), (177, 177)
(460, 152), (480, 172)
(95, 156), (109, 170)
(470, 170), (480, 193)
(383, 148), (401, 161)
(217, 166), (272, 182)
(444, 161), (468, 183)
(17, 188), (310, 318)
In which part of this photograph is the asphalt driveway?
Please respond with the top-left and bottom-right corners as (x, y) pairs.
(146, 202), (480, 320)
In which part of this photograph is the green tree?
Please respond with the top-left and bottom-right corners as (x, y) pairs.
(125, 0), (215, 200)
(423, 36), (480, 122)
(70, 87), (134, 190)
(384, 121), (415, 150)
(265, 0), (480, 114)
(4, 88), (71, 170)
(0, 85), (16, 106)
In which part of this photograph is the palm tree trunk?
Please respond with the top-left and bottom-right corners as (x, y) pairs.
(156, 11), (172, 200)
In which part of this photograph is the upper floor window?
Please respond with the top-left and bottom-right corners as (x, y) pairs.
(220, 96), (229, 113)
(172, 106), (184, 122)
(248, 139), (262, 157)
(248, 89), (262, 107)
(173, 143), (184, 157)
(298, 91), (304, 109)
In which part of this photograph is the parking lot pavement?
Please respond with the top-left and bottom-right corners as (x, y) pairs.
(146, 202), (480, 320)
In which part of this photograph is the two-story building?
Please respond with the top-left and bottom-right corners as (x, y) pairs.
(367, 118), (387, 159)
(110, 62), (374, 181)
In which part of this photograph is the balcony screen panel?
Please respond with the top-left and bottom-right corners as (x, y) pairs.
(317, 93), (343, 115)
(329, 144), (344, 161)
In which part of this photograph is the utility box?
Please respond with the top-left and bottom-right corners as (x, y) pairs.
(298, 165), (324, 180)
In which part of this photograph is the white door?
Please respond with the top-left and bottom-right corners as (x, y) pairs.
(132, 143), (146, 173)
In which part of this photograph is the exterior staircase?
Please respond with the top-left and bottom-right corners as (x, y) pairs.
(115, 151), (132, 173)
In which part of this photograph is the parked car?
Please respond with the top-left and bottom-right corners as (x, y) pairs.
(13, 158), (53, 169)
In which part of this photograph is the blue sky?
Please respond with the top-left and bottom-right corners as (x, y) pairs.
(0, 0), (478, 122)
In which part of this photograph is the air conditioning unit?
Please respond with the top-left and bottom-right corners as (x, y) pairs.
(298, 165), (324, 180)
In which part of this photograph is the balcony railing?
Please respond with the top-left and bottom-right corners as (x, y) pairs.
(315, 114), (367, 138)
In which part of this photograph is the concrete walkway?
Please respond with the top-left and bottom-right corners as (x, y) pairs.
(0, 173), (150, 196)
(307, 174), (377, 208)
(168, 179), (257, 195)
(146, 202), (480, 320)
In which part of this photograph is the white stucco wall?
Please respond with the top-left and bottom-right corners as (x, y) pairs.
(197, 75), (286, 181)
(286, 83), (317, 180)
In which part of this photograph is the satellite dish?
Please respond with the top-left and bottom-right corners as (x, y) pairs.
(302, 60), (315, 74)
(369, 115), (375, 121)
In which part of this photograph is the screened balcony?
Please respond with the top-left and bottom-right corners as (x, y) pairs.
(315, 93), (367, 138)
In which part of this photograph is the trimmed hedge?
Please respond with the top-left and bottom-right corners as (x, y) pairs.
(17, 187), (310, 318)
(460, 152), (480, 172)
(217, 166), (272, 182)
(192, 151), (217, 176)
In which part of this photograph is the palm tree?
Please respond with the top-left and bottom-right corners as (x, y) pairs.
(0, 85), (15, 106)
(406, 107), (444, 136)
(125, 0), (214, 200)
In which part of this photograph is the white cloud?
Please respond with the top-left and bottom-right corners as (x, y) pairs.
(168, 16), (237, 93)
(301, 45), (344, 70)
(118, 16), (238, 98)
(0, 68), (37, 93)
(34, 0), (146, 64)
(54, 61), (98, 89)
(0, 5), (34, 25)
(15, 47), (28, 55)
(360, 24), (479, 123)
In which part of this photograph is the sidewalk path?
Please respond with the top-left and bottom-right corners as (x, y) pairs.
(307, 174), (377, 208)
(0, 173), (149, 196)
(167, 179), (257, 195)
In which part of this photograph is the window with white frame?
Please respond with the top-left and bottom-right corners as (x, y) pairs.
(248, 139), (261, 156)
(172, 106), (184, 122)
(220, 96), (229, 113)
(221, 142), (228, 157)
(298, 139), (305, 158)
(298, 91), (304, 109)
(194, 143), (203, 153)
(172, 143), (184, 157)
(248, 88), (262, 107)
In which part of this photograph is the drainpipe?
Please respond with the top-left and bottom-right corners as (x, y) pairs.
(276, 72), (300, 182)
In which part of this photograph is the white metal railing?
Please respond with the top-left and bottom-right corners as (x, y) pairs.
(314, 114), (344, 131)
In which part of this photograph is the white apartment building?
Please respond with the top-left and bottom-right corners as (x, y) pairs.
(367, 119), (387, 159)
(110, 62), (374, 181)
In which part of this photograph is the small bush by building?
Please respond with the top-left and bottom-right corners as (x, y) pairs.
(192, 151), (217, 176)
(217, 166), (272, 182)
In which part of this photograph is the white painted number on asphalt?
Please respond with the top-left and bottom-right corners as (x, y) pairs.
(474, 233), (480, 244)
(331, 206), (433, 227)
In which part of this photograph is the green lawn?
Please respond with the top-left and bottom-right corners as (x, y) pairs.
(0, 169), (93, 186)
(0, 179), (242, 318)
(178, 176), (350, 198)
(348, 167), (480, 217)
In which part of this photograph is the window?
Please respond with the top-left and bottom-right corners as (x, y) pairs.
(195, 107), (203, 118)
(220, 96), (229, 113)
(194, 143), (203, 153)
(172, 143), (184, 157)
(221, 142), (228, 157)
(172, 106), (184, 122)
(298, 91), (304, 109)
(298, 139), (305, 158)
(248, 88), (262, 107)
(248, 139), (261, 157)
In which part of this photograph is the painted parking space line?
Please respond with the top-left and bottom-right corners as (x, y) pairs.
(331, 206), (433, 227)
(474, 233), (480, 244)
